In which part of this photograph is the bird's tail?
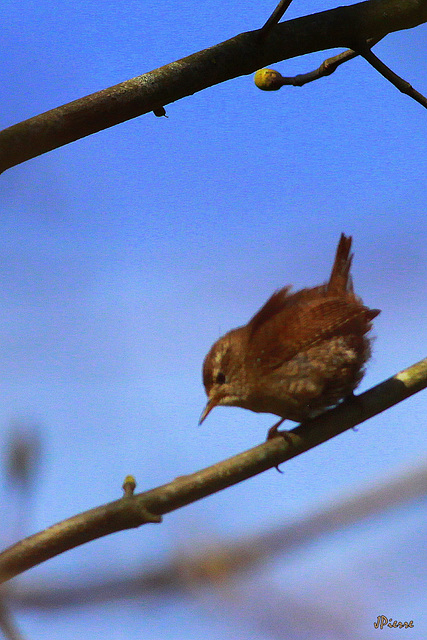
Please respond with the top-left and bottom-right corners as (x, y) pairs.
(328, 233), (353, 294)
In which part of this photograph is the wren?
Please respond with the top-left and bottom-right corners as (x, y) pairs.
(200, 234), (380, 437)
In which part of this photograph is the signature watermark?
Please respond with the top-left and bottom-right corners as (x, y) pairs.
(374, 616), (414, 630)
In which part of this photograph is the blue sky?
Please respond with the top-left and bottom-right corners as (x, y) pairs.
(1, 1), (426, 638)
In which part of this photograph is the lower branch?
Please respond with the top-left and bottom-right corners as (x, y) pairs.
(0, 356), (425, 585)
(7, 462), (426, 607)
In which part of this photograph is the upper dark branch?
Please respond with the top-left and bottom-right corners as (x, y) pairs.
(0, 0), (426, 173)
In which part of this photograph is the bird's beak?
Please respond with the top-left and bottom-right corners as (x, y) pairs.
(199, 396), (218, 425)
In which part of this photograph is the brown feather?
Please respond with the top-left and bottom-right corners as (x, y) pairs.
(327, 233), (353, 294)
(200, 233), (380, 425)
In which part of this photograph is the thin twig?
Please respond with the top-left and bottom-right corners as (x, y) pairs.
(259, 0), (294, 39)
(302, 36), (384, 84)
(0, 356), (426, 585)
(355, 40), (427, 108)
(254, 36), (385, 90)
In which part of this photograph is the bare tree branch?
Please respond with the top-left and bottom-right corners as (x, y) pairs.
(0, 0), (426, 174)
(356, 40), (427, 108)
(254, 36), (385, 90)
(259, 0), (295, 39)
(7, 461), (427, 608)
(0, 356), (426, 586)
(0, 600), (25, 640)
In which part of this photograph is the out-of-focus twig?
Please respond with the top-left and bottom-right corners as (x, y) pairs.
(0, 600), (25, 640)
(5, 426), (42, 492)
(4, 424), (43, 543)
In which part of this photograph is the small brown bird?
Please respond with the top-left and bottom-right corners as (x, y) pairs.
(200, 234), (380, 437)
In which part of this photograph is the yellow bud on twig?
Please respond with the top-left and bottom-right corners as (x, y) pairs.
(254, 68), (284, 91)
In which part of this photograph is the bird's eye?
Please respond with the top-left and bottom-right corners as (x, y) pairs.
(215, 372), (226, 385)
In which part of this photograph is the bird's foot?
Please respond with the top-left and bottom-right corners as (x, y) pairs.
(266, 419), (293, 473)
(266, 418), (286, 440)
(342, 391), (364, 429)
